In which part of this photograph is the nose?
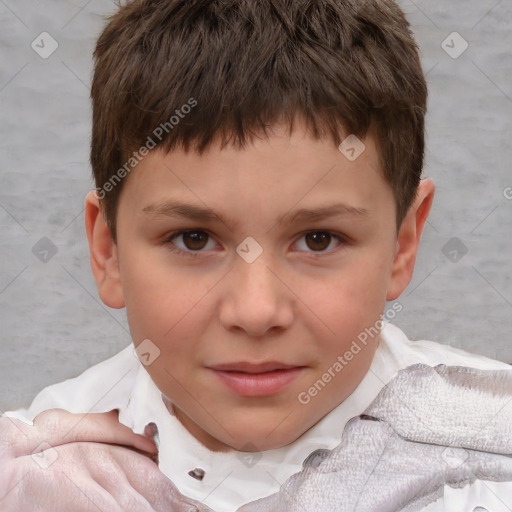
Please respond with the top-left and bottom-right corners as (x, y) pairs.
(219, 256), (295, 337)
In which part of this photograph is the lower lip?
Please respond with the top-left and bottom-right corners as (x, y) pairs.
(210, 368), (304, 397)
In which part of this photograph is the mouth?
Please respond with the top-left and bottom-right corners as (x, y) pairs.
(209, 361), (301, 373)
(207, 362), (306, 397)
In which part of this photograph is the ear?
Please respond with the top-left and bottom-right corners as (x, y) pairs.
(386, 179), (435, 300)
(84, 191), (125, 308)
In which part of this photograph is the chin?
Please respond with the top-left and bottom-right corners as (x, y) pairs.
(223, 425), (303, 452)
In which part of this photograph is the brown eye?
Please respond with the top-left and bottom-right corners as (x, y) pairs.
(181, 231), (209, 250)
(168, 230), (216, 254)
(304, 232), (332, 251)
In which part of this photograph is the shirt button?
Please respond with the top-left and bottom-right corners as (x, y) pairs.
(302, 448), (330, 469)
(188, 468), (205, 481)
(472, 507), (489, 512)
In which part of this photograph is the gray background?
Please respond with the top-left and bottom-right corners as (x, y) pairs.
(0, 0), (511, 412)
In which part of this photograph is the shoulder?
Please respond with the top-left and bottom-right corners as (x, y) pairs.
(380, 322), (511, 372)
(3, 345), (141, 424)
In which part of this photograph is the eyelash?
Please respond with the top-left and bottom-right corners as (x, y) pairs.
(163, 229), (349, 259)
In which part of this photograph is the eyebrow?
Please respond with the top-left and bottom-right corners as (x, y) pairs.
(142, 200), (368, 229)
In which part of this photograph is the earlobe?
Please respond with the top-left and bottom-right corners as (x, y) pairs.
(386, 179), (435, 300)
(84, 191), (125, 309)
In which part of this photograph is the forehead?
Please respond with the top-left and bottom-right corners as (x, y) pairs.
(118, 123), (392, 227)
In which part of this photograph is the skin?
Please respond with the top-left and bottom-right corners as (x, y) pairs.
(0, 410), (211, 511)
(85, 121), (434, 452)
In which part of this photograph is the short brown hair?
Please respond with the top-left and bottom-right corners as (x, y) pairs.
(91, 0), (427, 241)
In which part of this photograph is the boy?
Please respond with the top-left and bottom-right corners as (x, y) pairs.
(1, 0), (511, 511)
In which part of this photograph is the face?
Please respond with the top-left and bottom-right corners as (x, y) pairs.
(99, 123), (411, 452)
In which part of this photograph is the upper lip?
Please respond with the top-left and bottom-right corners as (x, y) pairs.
(209, 362), (302, 373)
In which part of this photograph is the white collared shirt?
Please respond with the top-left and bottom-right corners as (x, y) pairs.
(5, 323), (512, 511)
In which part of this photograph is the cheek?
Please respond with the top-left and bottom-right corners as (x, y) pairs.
(301, 260), (388, 340)
(120, 250), (215, 368)
(119, 248), (188, 342)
